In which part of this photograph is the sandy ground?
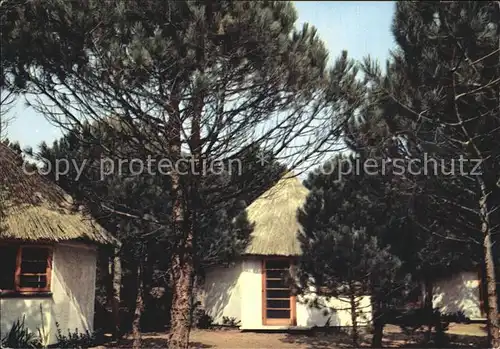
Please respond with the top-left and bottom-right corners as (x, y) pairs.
(100, 323), (488, 348)
(104, 330), (355, 348)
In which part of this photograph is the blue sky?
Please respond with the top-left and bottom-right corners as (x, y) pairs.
(6, 1), (396, 149)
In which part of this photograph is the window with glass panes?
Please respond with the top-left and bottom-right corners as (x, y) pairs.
(0, 245), (52, 294)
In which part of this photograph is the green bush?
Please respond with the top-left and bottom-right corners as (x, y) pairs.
(193, 309), (213, 329)
(1, 316), (41, 348)
(55, 322), (96, 348)
(222, 316), (240, 327)
(190, 301), (213, 329)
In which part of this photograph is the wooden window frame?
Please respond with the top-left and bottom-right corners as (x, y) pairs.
(0, 244), (53, 295)
(262, 257), (296, 326)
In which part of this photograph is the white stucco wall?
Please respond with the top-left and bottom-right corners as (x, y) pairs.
(200, 262), (243, 324)
(296, 292), (372, 328)
(201, 258), (372, 330)
(0, 242), (98, 345)
(432, 271), (483, 319)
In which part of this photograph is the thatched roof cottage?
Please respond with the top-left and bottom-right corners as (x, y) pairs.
(199, 172), (487, 329)
(198, 172), (372, 330)
(0, 143), (117, 345)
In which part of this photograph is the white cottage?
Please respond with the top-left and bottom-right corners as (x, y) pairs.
(431, 270), (486, 321)
(199, 173), (372, 330)
(0, 143), (117, 345)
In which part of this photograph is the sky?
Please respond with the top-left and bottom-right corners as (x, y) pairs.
(5, 1), (396, 150)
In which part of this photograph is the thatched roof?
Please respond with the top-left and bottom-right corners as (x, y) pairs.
(244, 172), (308, 256)
(0, 143), (117, 245)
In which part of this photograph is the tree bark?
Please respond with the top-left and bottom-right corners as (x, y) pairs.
(165, 80), (195, 348)
(479, 177), (500, 349)
(169, 141), (198, 348)
(450, 46), (500, 347)
(371, 298), (384, 348)
(491, 5), (500, 348)
(100, 249), (113, 309)
(168, 135), (195, 349)
(348, 286), (359, 347)
(168, 4), (207, 346)
(99, 249), (118, 337)
(169, 236), (194, 349)
(132, 262), (144, 349)
(423, 279), (433, 343)
(111, 249), (122, 339)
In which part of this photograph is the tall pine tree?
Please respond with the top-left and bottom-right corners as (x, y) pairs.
(361, 1), (500, 346)
(2, 2), (361, 346)
(298, 155), (403, 347)
(33, 120), (285, 346)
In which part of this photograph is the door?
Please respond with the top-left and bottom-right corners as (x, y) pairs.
(262, 259), (296, 326)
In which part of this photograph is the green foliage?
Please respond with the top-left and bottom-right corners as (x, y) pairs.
(2, 0), (367, 343)
(221, 316), (240, 327)
(191, 306), (213, 330)
(339, 11), (499, 328)
(194, 311), (213, 329)
(191, 301), (214, 329)
(36, 304), (50, 348)
(298, 154), (404, 299)
(298, 154), (404, 346)
(55, 322), (96, 349)
(359, 0), (500, 268)
(1, 316), (40, 349)
(441, 311), (470, 324)
(1, 0), (358, 200)
(32, 121), (284, 332)
(34, 123), (284, 269)
(388, 308), (450, 347)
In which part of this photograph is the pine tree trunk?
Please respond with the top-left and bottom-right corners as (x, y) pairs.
(491, 6), (500, 348)
(348, 287), (359, 347)
(371, 298), (384, 348)
(167, 6), (206, 341)
(168, 29), (204, 344)
(169, 175), (196, 349)
(169, 250), (194, 349)
(168, 169), (195, 349)
(165, 86), (195, 348)
(100, 250), (119, 338)
(111, 249), (122, 339)
(423, 279), (433, 343)
(483, 240), (499, 348)
(132, 262), (144, 349)
(479, 177), (500, 348)
(100, 250), (113, 311)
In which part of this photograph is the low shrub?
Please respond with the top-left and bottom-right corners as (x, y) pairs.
(193, 309), (214, 329)
(1, 316), (40, 349)
(55, 322), (97, 348)
(222, 316), (240, 327)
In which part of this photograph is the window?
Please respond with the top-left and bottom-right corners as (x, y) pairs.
(0, 245), (52, 294)
(262, 259), (296, 326)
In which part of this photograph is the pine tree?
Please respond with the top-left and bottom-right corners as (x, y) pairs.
(2, 2), (361, 346)
(361, 1), (500, 346)
(344, 97), (479, 344)
(298, 155), (403, 347)
(33, 121), (285, 344)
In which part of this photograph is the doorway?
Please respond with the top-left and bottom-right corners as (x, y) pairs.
(262, 258), (296, 326)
